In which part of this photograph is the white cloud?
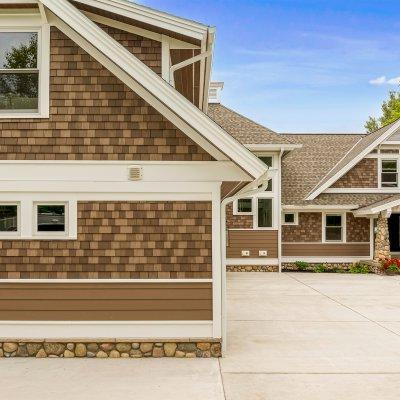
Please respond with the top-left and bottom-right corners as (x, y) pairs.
(369, 75), (400, 85)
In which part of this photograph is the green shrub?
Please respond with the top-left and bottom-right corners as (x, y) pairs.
(349, 263), (371, 274)
(387, 263), (400, 274)
(314, 264), (327, 273)
(294, 261), (309, 271)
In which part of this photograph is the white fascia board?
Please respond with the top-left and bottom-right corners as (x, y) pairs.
(73, 0), (209, 41)
(245, 143), (303, 151)
(354, 198), (400, 216)
(282, 204), (358, 211)
(41, 0), (266, 180)
(307, 120), (400, 200)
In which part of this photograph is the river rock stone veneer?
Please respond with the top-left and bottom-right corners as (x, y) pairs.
(0, 340), (221, 358)
(374, 212), (390, 261)
(227, 265), (279, 272)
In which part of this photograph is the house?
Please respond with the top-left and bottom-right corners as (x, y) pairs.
(209, 84), (400, 271)
(0, 0), (270, 358)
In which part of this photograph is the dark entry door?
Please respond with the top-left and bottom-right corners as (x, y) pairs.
(389, 214), (400, 252)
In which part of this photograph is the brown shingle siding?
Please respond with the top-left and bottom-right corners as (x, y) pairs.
(332, 158), (377, 188)
(226, 203), (253, 229)
(0, 27), (211, 161)
(0, 201), (212, 279)
(282, 213), (322, 242)
(346, 213), (370, 242)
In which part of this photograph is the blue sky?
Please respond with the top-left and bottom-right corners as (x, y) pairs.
(140, 0), (400, 133)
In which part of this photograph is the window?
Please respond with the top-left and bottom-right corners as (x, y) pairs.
(381, 159), (398, 187)
(324, 214), (343, 242)
(257, 198), (273, 228)
(259, 156), (273, 191)
(0, 204), (18, 233)
(237, 198), (252, 214)
(0, 32), (39, 113)
(36, 204), (66, 234)
(283, 212), (297, 225)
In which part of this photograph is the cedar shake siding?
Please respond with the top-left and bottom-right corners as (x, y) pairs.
(346, 213), (370, 242)
(331, 158), (378, 188)
(282, 213), (322, 242)
(0, 202), (212, 279)
(227, 230), (278, 259)
(226, 203), (253, 229)
(0, 282), (212, 321)
(0, 27), (212, 161)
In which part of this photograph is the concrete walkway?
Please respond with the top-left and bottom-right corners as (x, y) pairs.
(1, 272), (400, 399)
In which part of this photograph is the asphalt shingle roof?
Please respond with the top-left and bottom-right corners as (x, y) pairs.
(207, 104), (293, 145)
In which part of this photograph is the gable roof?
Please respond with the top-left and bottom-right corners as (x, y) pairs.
(281, 134), (363, 205)
(306, 119), (400, 200)
(207, 104), (294, 146)
(354, 194), (400, 216)
(38, 0), (267, 180)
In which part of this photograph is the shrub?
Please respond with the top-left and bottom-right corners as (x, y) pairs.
(349, 263), (371, 274)
(294, 261), (309, 271)
(314, 264), (327, 273)
(381, 258), (400, 274)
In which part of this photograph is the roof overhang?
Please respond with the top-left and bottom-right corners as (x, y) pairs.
(282, 204), (359, 211)
(354, 195), (400, 216)
(307, 119), (400, 200)
(29, 0), (267, 180)
(245, 143), (303, 152)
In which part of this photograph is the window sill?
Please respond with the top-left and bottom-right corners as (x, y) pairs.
(0, 235), (77, 241)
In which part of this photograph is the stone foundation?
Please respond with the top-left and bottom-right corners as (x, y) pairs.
(0, 339), (221, 358)
(282, 263), (354, 272)
(227, 265), (279, 272)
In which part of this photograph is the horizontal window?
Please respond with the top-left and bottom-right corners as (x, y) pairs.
(236, 198), (252, 214)
(36, 204), (66, 233)
(283, 212), (297, 225)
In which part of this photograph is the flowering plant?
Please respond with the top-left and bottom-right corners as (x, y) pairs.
(381, 258), (400, 274)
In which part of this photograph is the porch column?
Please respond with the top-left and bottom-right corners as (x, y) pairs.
(374, 211), (390, 261)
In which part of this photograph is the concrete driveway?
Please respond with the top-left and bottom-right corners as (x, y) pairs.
(2, 272), (400, 399)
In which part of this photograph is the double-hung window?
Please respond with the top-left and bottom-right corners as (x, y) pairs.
(381, 159), (398, 188)
(0, 22), (49, 118)
(324, 214), (343, 242)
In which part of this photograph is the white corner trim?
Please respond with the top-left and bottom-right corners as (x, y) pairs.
(0, 320), (214, 339)
(307, 120), (400, 200)
(41, 0), (266, 179)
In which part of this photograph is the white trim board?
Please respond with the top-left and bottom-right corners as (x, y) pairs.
(0, 320), (214, 340)
(39, 0), (267, 180)
(226, 258), (279, 266)
(307, 120), (400, 200)
(282, 257), (371, 263)
(0, 279), (213, 283)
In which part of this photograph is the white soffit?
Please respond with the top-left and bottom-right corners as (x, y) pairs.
(37, 0), (266, 179)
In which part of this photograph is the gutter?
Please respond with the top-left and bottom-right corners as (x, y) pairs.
(220, 170), (271, 355)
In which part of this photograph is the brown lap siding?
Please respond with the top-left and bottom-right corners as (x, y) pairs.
(0, 202), (212, 279)
(0, 282), (213, 321)
(0, 27), (212, 161)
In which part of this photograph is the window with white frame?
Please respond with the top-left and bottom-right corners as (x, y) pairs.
(257, 198), (273, 228)
(236, 198), (253, 214)
(381, 159), (398, 187)
(259, 156), (273, 191)
(0, 204), (19, 234)
(283, 212), (297, 225)
(324, 214), (343, 242)
(0, 24), (49, 118)
(35, 203), (67, 235)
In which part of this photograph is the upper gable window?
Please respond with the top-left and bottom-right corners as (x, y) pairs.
(0, 26), (49, 118)
(381, 159), (398, 188)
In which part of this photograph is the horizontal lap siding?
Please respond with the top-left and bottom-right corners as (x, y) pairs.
(0, 201), (212, 279)
(0, 282), (212, 321)
(227, 230), (278, 258)
(282, 243), (370, 257)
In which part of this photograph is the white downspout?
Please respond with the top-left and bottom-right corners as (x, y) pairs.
(278, 149), (284, 273)
(220, 171), (271, 355)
